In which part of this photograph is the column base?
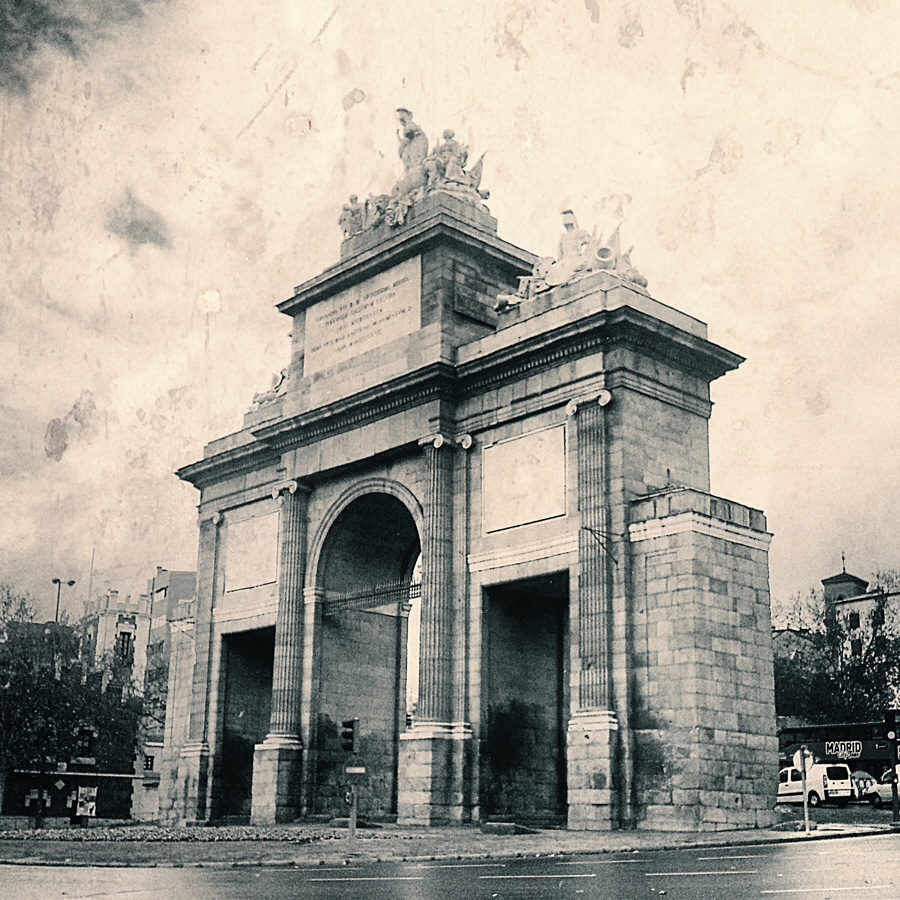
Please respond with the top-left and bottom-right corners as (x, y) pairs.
(251, 735), (304, 825)
(397, 722), (472, 825)
(567, 710), (618, 830)
(176, 741), (210, 824)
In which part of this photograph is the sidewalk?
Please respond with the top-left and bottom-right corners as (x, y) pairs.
(0, 819), (893, 868)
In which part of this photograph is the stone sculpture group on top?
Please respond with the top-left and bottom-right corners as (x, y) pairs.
(339, 108), (489, 239)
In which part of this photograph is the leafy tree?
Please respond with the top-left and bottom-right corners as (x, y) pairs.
(0, 585), (145, 826)
(774, 581), (900, 723)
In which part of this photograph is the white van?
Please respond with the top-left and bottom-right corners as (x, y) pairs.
(777, 763), (853, 807)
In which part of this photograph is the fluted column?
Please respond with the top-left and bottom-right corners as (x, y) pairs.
(251, 480), (310, 825)
(567, 391), (619, 830)
(267, 480), (310, 739)
(575, 398), (611, 710)
(416, 434), (455, 723)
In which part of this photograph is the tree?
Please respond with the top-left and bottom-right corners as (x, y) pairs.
(0, 585), (145, 826)
(774, 577), (900, 723)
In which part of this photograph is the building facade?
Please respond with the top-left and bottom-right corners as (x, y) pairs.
(168, 123), (776, 831)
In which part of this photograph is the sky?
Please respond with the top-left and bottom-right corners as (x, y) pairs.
(1, 0), (898, 622)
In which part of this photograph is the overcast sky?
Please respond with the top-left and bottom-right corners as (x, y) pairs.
(2, 0), (898, 620)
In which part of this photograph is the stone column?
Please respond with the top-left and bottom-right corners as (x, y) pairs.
(417, 435), (454, 723)
(178, 511), (220, 824)
(251, 481), (309, 824)
(568, 393), (619, 830)
(398, 434), (471, 825)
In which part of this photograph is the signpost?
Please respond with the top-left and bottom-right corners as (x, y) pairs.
(885, 709), (900, 829)
(343, 765), (366, 851)
(793, 745), (814, 836)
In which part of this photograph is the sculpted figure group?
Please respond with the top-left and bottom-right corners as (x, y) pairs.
(497, 210), (648, 309)
(339, 109), (489, 239)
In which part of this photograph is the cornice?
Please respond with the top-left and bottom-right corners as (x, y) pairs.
(176, 441), (281, 490)
(251, 361), (459, 452)
(278, 215), (536, 318)
(457, 303), (742, 398)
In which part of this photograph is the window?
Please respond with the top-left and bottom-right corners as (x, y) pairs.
(873, 606), (885, 628)
(850, 638), (862, 657)
(790, 769), (802, 782)
(115, 631), (134, 664)
(848, 611), (860, 630)
(779, 770), (788, 783)
(144, 755), (155, 771)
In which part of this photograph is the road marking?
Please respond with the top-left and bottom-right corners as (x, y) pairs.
(698, 854), (765, 860)
(406, 863), (507, 869)
(761, 888), (891, 895)
(646, 870), (760, 877)
(558, 859), (645, 865)
(480, 873), (597, 880)
(310, 876), (425, 882)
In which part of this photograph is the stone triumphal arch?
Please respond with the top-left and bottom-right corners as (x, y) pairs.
(165, 112), (777, 831)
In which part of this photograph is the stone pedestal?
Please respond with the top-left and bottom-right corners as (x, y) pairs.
(397, 722), (471, 825)
(177, 741), (210, 824)
(251, 737), (304, 824)
(567, 710), (618, 830)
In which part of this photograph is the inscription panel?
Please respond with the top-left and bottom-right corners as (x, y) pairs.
(304, 256), (421, 374)
(482, 425), (567, 533)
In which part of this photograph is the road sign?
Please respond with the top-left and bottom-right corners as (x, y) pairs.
(793, 747), (814, 772)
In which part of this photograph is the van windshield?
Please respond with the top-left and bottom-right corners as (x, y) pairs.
(825, 766), (849, 780)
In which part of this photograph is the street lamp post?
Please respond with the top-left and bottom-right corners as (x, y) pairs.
(51, 578), (75, 623)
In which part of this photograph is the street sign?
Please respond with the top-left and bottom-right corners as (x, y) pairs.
(793, 747), (814, 772)
(344, 766), (366, 775)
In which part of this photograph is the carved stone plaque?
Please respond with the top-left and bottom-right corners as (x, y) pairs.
(304, 256), (421, 374)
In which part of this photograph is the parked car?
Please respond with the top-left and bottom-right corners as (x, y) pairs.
(777, 763), (853, 807)
(866, 766), (900, 808)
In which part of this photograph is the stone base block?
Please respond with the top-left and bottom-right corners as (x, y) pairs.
(567, 710), (618, 831)
(251, 736), (303, 825)
(397, 722), (471, 825)
(175, 741), (210, 824)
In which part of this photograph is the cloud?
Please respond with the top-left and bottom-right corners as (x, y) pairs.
(105, 189), (170, 249)
(0, 0), (161, 95)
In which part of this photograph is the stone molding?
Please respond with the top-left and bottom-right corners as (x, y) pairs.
(468, 535), (578, 573)
(179, 741), (210, 759)
(400, 721), (473, 741)
(255, 735), (304, 751)
(568, 709), (619, 730)
(628, 511), (773, 551)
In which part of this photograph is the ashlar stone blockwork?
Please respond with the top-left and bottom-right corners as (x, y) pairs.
(169, 182), (776, 831)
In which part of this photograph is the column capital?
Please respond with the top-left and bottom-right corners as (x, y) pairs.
(566, 390), (613, 417)
(198, 511), (222, 527)
(271, 479), (310, 500)
(418, 433), (454, 449)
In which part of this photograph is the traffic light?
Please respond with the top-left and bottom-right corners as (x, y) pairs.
(340, 718), (359, 754)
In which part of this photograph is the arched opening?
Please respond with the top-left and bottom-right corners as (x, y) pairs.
(313, 492), (421, 819)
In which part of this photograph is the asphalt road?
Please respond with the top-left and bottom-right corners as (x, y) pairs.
(4, 832), (900, 900)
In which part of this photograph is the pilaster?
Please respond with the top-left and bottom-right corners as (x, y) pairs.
(179, 512), (220, 822)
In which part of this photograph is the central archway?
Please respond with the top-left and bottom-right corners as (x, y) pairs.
(311, 489), (422, 819)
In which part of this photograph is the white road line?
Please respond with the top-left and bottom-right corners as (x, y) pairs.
(761, 887), (891, 895)
(558, 859), (645, 865)
(646, 870), (760, 877)
(697, 854), (766, 860)
(309, 876), (425, 882)
(406, 863), (507, 869)
(480, 873), (598, 880)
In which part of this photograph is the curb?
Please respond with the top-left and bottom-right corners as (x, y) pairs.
(0, 825), (892, 868)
